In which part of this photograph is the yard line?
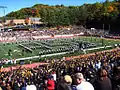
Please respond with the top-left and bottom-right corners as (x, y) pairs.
(15, 45), (112, 61)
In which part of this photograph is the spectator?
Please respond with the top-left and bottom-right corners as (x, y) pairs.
(57, 75), (72, 90)
(94, 68), (112, 90)
(112, 66), (120, 90)
(6, 83), (12, 90)
(47, 76), (55, 90)
(51, 71), (57, 81)
(64, 75), (72, 90)
(75, 73), (94, 90)
(26, 82), (37, 90)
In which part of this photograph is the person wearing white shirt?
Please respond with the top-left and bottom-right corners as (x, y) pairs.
(26, 84), (37, 90)
(51, 71), (56, 81)
(75, 73), (94, 90)
(95, 60), (101, 70)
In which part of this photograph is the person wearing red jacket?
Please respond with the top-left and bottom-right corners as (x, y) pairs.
(47, 76), (55, 90)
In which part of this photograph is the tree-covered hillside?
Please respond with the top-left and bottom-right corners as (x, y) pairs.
(5, 0), (120, 33)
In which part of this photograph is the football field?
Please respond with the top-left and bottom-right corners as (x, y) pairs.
(0, 36), (120, 60)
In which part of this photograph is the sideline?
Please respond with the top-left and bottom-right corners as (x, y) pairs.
(15, 52), (68, 61)
(14, 45), (112, 61)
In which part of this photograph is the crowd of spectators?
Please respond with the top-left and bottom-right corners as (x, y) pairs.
(0, 59), (17, 68)
(0, 26), (109, 42)
(0, 48), (119, 90)
(0, 25), (118, 90)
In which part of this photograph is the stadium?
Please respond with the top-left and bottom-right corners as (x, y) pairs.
(0, 27), (119, 65)
(0, 0), (120, 90)
(0, 26), (120, 90)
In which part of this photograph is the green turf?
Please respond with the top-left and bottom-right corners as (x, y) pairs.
(0, 36), (120, 60)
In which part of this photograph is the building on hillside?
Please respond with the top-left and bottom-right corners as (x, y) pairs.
(5, 18), (42, 25)
(30, 18), (41, 24)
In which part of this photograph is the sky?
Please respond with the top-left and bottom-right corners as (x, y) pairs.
(0, 0), (107, 17)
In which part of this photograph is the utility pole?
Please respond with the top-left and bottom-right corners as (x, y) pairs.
(0, 6), (7, 31)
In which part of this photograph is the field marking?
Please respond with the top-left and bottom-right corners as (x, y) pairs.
(16, 52), (68, 61)
(4, 54), (8, 56)
(13, 50), (20, 52)
(15, 45), (112, 61)
(86, 46), (111, 51)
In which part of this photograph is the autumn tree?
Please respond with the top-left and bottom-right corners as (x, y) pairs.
(24, 17), (29, 25)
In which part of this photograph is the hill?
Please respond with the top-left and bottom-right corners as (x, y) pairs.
(5, 0), (120, 33)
